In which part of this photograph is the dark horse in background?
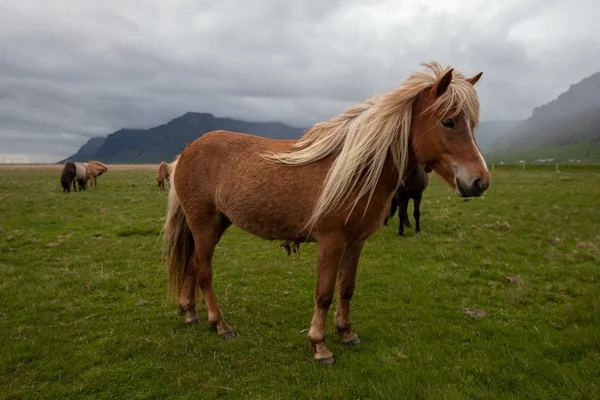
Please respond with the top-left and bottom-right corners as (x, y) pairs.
(60, 161), (77, 193)
(383, 164), (432, 236)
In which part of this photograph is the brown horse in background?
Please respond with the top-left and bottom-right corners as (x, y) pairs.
(162, 62), (490, 364)
(60, 161), (77, 192)
(383, 164), (432, 236)
(85, 161), (108, 189)
(156, 161), (170, 191)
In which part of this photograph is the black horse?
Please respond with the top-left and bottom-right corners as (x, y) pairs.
(60, 161), (78, 193)
(383, 164), (432, 236)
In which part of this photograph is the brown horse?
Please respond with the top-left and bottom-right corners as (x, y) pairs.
(162, 62), (490, 364)
(383, 163), (432, 236)
(60, 161), (77, 192)
(85, 161), (108, 189)
(156, 161), (170, 191)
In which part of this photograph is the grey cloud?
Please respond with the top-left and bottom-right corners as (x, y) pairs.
(0, 0), (599, 161)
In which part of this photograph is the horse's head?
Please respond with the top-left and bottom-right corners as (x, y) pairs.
(410, 67), (490, 198)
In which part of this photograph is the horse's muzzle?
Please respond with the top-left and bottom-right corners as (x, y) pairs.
(456, 176), (489, 197)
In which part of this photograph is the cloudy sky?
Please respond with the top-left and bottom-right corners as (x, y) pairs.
(1, 0), (599, 162)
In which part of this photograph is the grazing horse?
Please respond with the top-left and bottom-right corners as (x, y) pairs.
(74, 162), (87, 191)
(162, 62), (490, 364)
(156, 161), (170, 191)
(85, 161), (108, 189)
(60, 161), (77, 192)
(383, 164), (432, 236)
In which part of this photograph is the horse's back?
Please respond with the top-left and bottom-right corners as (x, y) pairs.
(175, 129), (300, 190)
(175, 130), (299, 186)
(173, 130), (327, 241)
(184, 130), (296, 157)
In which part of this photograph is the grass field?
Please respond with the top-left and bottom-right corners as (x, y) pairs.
(1, 165), (599, 399)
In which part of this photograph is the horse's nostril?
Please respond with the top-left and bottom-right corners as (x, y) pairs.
(471, 176), (489, 194)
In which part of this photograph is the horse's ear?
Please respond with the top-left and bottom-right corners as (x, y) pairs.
(466, 72), (483, 86)
(434, 68), (453, 97)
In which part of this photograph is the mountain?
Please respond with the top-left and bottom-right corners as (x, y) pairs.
(486, 71), (600, 162)
(61, 112), (307, 163)
(62, 112), (521, 164)
(63, 70), (600, 165)
(59, 136), (105, 163)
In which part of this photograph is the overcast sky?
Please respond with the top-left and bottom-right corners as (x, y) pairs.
(1, 0), (599, 162)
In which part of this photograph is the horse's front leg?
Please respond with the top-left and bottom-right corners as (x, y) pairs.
(335, 240), (365, 345)
(308, 238), (345, 364)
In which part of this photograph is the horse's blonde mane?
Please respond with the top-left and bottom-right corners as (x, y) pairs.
(267, 61), (480, 229)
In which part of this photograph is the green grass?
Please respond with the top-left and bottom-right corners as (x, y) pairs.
(1, 166), (600, 399)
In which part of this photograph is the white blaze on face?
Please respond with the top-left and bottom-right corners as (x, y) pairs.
(465, 117), (488, 173)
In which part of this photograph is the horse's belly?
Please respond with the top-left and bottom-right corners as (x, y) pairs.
(216, 180), (316, 242)
(222, 203), (313, 242)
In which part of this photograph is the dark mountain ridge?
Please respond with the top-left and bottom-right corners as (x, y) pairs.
(61, 112), (307, 163)
(62, 70), (600, 164)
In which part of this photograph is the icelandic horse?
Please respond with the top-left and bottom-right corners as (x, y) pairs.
(156, 161), (170, 191)
(162, 62), (490, 364)
(85, 161), (108, 189)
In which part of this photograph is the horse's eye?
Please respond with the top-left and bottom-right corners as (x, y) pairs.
(441, 119), (454, 129)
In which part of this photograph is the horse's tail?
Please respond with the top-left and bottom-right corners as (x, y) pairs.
(162, 158), (193, 297)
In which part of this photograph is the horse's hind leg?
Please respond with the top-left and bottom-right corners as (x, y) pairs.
(335, 240), (365, 346)
(187, 212), (233, 338)
(178, 253), (200, 324)
(413, 194), (422, 233)
(398, 197), (410, 236)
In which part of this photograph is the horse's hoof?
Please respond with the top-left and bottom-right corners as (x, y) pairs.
(185, 318), (199, 325)
(315, 356), (335, 365)
(220, 331), (236, 340)
(343, 338), (361, 346)
(178, 305), (185, 316)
